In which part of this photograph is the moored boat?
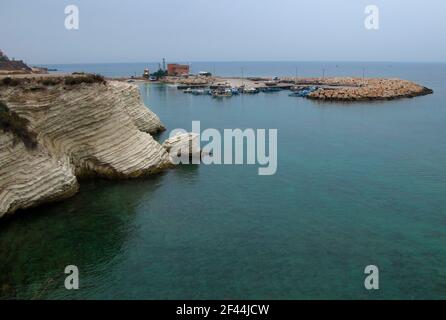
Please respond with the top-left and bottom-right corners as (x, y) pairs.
(261, 87), (281, 93)
(243, 87), (259, 94)
(231, 87), (240, 95)
(289, 86), (319, 97)
(212, 89), (233, 98)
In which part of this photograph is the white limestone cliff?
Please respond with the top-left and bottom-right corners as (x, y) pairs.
(0, 77), (172, 217)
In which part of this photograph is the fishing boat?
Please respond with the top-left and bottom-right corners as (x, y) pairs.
(191, 89), (210, 95)
(261, 87), (281, 93)
(243, 87), (259, 94)
(289, 86), (318, 97)
(231, 87), (240, 95)
(212, 89), (233, 98)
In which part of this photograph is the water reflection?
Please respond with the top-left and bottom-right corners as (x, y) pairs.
(0, 174), (166, 299)
(171, 164), (200, 181)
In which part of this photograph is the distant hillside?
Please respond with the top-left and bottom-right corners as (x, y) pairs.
(0, 50), (32, 73)
(0, 50), (8, 62)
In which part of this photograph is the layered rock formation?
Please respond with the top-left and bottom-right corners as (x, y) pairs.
(162, 132), (201, 158)
(109, 81), (165, 134)
(0, 132), (78, 216)
(0, 76), (171, 217)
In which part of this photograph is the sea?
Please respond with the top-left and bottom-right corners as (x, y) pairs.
(1, 61), (445, 299)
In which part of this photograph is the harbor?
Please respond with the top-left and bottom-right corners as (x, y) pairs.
(120, 61), (433, 101)
(137, 74), (433, 101)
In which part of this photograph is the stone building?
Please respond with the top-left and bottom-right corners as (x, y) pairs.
(167, 63), (189, 76)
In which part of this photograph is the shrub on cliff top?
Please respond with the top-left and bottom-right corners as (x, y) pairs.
(1, 77), (23, 87)
(0, 101), (38, 149)
(64, 74), (106, 86)
(0, 101), (7, 113)
(38, 78), (61, 86)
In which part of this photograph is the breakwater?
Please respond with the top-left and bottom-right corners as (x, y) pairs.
(161, 75), (433, 101)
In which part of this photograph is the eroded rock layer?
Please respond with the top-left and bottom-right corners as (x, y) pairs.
(0, 132), (78, 217)
(109, 81), (165, 134)
(0, 78), (171, 217)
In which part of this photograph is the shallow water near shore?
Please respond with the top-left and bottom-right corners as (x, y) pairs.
(1, 62), (446, 299)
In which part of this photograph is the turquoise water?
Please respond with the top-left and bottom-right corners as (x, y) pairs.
(1, 62), (446, 299)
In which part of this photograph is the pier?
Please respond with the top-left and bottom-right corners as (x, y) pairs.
(157, 75), (433, 101)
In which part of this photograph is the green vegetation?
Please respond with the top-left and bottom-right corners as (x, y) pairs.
(38, 78), (60, 86)
(0, 101), (7, 113)
(151, 69), (168, 79)
(0, 101), (37, 149)
(64, 74), (106, 86)
(1, 77), (24, 87)
(1, 74), (106, 88)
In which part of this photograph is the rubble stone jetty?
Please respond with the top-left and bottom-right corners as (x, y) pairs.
(300, 77), (433, 102)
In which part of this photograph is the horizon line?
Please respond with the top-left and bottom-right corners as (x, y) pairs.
(30, 60), (446, 67)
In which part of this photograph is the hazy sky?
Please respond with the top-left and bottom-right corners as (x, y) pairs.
(1, 0), (445, 64)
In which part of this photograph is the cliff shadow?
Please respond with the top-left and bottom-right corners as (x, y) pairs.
(0, 172), (167, 299)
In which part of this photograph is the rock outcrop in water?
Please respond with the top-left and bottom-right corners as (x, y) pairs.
(304, 78), (433, 102)
(162, 132), (201, 158)
(0, 75), (171, 217)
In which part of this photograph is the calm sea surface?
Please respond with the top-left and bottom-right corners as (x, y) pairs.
(1, 62), (446, 299)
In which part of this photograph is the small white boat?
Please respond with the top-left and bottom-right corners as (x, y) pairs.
(243, 87), (259, 94)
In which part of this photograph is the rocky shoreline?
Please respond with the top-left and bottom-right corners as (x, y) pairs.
(303, 78), (433, 102)
(0, 75), (175, 217)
